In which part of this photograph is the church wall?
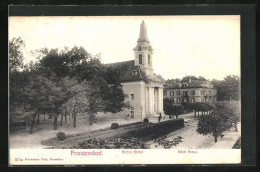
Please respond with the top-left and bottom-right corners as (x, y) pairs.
(121, 81), (146, 121)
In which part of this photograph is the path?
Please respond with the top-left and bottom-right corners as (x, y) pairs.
(9, 117), (140, 149)
(149, 112), (241, 149)
(10, 111), (240, 149)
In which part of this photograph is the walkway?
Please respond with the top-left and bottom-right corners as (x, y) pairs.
(149, 112), (241, 149)
(9, 116), (141, 149)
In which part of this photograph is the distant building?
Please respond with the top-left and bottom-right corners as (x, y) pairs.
(164, 77), (217, 103)
(105, 21), (165, 120)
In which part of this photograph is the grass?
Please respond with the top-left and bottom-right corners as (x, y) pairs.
(41, 122), (144, 148)
(41, 119), (184, 149)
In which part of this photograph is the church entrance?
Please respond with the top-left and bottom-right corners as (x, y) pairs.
(146, 86), (163, 116)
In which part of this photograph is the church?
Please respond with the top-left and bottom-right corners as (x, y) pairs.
(105, 20), (165, 121)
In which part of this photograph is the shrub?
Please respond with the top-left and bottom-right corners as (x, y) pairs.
(143, 118), (149, 123)
(111, 123), (119, 129)
(56, 132), (66, 141)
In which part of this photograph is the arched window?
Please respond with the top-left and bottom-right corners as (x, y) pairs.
(139, 54), (142, 64)
(148, 55), (151, 64)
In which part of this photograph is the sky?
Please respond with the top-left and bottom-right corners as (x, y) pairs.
(9, 16), (240, 80)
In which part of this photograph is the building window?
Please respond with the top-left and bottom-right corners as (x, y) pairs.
(139, 54), (143, 64)
(148, 55), (151, 64)
(190, 90), (195, 95)
(170, 91), (174, 96)
(191, 98), (195, 103)
(201, 90), (204, 95)
(209, 90), (212, 95)
(130, 94), (134, 100)
(130, 107), (134, 118)
(177, 91), (180, 96)
(177, 98), (181, 103)
(138, 46), (142, 51)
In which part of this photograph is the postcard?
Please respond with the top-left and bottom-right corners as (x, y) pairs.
(9, 15), (241, 165)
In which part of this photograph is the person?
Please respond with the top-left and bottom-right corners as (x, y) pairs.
(125, 114), (130, 121)
(158, 113), (162, 122)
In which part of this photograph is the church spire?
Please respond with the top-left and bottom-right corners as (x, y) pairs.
(138, 20), (149, 43)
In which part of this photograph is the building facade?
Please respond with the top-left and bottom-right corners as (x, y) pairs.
(164, 78), (217, 104)
(105, 21), (165, 120)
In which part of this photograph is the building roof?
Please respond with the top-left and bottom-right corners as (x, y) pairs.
(168, 80), (205, 89)
(105, 60), (147, 82)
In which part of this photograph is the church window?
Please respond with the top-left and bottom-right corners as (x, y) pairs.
(132, 70), (137, 75)
(130, 94), (134, 100)
(148, 55), (151, 64)
(139, 54), (143, 64)
(138, 46), (142, 51)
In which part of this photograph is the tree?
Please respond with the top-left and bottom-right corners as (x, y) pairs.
(197, 76), (206, 81)
(26, 73), (63, 133)
(163, 98), (175, 118)
(61, 78), (90, 127)
(187, 102), (201, 118)
(100, 68), (127, 113)
(181, 76), (198, 82)
(9, 37), (25, 72)
(212, 75), (240, 101)
(10, 45), (127, 133)
(216, 101), (240, 132)
(188, 102), (215, 118)
(172, 104), (184, 119)
(197, 109), (232, 142)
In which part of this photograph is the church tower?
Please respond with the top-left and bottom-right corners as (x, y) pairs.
(133, 20), (154, 75)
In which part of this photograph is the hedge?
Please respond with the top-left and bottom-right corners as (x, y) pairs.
(121, 118), (184, 141)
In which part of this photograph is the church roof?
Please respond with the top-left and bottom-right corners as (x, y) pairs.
(147, 74), (166, 83)
(105, 60), (147, 82)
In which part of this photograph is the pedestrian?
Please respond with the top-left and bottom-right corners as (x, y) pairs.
(158, 113), (162, 122)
